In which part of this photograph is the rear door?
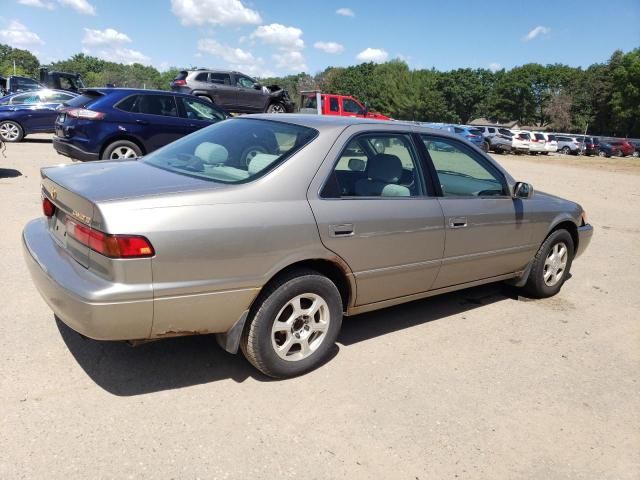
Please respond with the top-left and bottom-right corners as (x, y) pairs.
(421, 135), (535, 288)
(132, 94), (186, 152)
(208, 72), (237, 109)
(308, 128), (445, 305)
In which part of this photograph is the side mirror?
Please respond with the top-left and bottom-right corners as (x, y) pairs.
(513, 182), (534, 199)
(254, 83), (262, 90)
(363, 103), (369, 116)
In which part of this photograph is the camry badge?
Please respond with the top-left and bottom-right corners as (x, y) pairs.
(50, 188), (58, 200)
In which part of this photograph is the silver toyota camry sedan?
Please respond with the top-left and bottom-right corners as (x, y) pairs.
(23, 115), (593, 378)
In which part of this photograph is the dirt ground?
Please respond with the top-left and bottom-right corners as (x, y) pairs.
(1, 135), (638, 479)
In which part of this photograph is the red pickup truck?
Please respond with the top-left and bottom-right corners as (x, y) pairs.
(299, 91), (390, 120)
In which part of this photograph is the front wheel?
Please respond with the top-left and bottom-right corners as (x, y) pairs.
(598, 151), (607, 157)
(560, 146), (571, 155)
(266, 102), (286, 113)
(632, 151), (639, 158)
(0, 120), (24, 142)
(524, 230), (574, 298)
(241, 270), (343, 378)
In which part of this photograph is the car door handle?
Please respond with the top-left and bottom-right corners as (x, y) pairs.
(448, 217), (468, 229)
(329, 224), (355, 237)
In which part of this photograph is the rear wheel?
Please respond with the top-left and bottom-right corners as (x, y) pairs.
(524, 229), (574, 298)
(241, 269), (343, 378)
(598, 150), (607, 157)
(632, 150), (639, 158)
(196, 95), (213, 103)
(102, 140), (142, 160)
(560, 146), (571, 155)
(0, 120), (24, 142)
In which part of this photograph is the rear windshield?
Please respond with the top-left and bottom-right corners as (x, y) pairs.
(547, 135), (556, 141)
(65, 92), (103, 107)
(143, 118), (318, 184)
(535, 133), (545, 140)
(174, 71), (188, 81)
(518, 132), (530, 140)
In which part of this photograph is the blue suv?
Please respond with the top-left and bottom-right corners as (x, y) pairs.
(53, 88), (228, 161)
(422, 123), (487, 151)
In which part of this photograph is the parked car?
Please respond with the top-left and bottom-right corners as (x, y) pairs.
(0, 75), (44, 96)
(630, 141), (640, 157)
(23, 115), (593, 378)
(53, 88), (229, 161)
(0, 89), (77, 142)
(524, 131), (546, 155)
(510, 130), (530, 153)
(598, 142), (621, 158)
(577, 137), (600, 156)
(39, 67), (85, 93)
(556, 135), (583, 155)
(299, 91), (391, 120)
(171, 69), (293, 114)
(609, 140), (635, 157)
(466, 125), (512, 153)
(542, 133), (558, 154)
(423, 123), (486, 151)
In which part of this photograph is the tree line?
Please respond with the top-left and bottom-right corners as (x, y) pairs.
(1, 43), (638, 137)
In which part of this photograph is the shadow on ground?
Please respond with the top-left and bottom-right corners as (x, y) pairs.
(0, 168), (22, 178)
(58, 283), (517, 396)
(22, 137), (52, 144)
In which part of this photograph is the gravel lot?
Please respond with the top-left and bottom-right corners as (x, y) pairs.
(1, 135), (638, 479)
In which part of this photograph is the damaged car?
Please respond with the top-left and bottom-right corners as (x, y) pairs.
(171, 69), (294, 114)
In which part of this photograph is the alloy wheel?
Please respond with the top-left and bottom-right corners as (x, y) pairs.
(271, 293), (330, 362)
(543, 242), (568, 287)
(0, 122), (20, 141)
(109, 146), (138, 159)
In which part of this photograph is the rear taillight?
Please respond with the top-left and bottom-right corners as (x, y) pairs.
(65, 217), (154, 258)
(42, 198), (56, 217)
(173, 79), (186, 86)
(66, 108), (105, 120)
(466, 134), (479, 139)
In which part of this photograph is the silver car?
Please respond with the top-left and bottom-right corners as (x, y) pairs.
(23, 115), (593, 378)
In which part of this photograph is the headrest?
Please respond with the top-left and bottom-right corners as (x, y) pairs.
(368, 153), (402, 183)
(248, 153), (279, 175)
(194, 142), (228, 164)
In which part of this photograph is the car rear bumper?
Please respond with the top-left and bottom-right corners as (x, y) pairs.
(53, 136), (100, 162)
(22, 218), (153, 340)
(575, 223), (593, 258)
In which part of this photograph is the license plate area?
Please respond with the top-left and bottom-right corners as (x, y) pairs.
(50, 211), (68, 248)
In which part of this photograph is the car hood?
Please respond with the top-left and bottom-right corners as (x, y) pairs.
(41, 159), (226, 202)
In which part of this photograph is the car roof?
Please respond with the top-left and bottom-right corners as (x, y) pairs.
(81, 87), (199, 97)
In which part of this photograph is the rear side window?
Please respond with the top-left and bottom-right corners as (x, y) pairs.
(210, 73), (231, 85)
(116, 95), (140, 112)
(40, 91), (75, 103)
(138, 95), (178, 117)
(498, 128), (512, 136)
(488, 128), (495, 133)
(329, 97), (339, 112)
(66, 92), (103, 108)
(195, 72), (209, 81)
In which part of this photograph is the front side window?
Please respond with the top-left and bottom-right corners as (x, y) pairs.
(422, 136), (505, 197)
(236, 76), (257, 89)
(138, 95), (178, 117)
(330, 134), (424, 197)
(143, 118), (317, 184)
(342, 98), (364, 115)
(181, 97), (226, 121)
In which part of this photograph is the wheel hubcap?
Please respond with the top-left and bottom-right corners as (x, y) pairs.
(0, 123), (19, 140)
(110, 146), (137, 159)
(543, 242), (568, 287)
(271, 104), (285, 113)
(271, 293), (330, 361)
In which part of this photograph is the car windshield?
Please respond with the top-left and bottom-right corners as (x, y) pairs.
(142, 118), (317, 184)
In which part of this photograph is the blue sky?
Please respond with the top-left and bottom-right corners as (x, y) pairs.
(2, 0), (639, 77)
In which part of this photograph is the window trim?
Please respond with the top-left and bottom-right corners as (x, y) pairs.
(319, 130), (433, 200)
(418, 133), (510, 199)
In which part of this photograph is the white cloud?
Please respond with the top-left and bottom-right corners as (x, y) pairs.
(0, 20), (44, 48)
(198, 38), (256, 64)
(82, 28), (131, 46)
(58, 0), (96, 15)
(314, 41), (344, 54)
(489, 62), (501, 72)
(336, 7), (354, 17)
(251, 23), (304, 49)
(356, 47), (388, 63)
(523, 25), (550, 41)
(274, 50), (307, 72)
(18, 0), (55, 9)
(97, 47), (151, 65)
(171, 0), (261, 26)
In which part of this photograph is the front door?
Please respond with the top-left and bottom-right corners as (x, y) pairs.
(309, 131), (445, 306)
(234, 75), (266, 113)
(420, 135), (535, 289)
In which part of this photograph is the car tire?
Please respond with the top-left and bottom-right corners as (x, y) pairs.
(632, 151), (639, 158)
(598, 151), (606, 157)
(0, 120), (24, 142)
(482, 141), (490, 153)
(102, 140), (143, 160)
(240, 144), (269, 167)
(616, 150), (623, 157)
(524, 229), (574, 299)
(266, 102), (286, 114)
(241, 269), (343, 378)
